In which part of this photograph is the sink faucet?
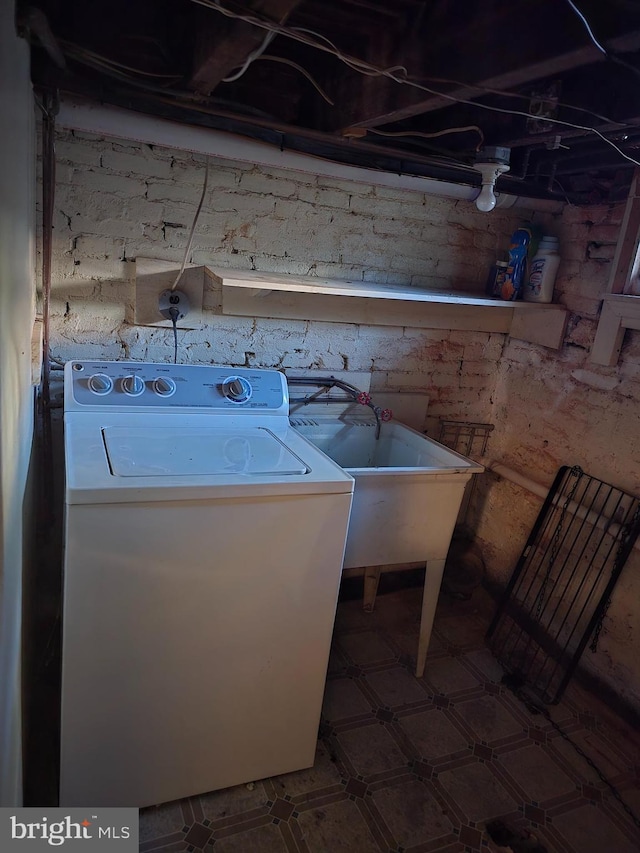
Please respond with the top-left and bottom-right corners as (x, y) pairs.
(287, 376), (392, 439)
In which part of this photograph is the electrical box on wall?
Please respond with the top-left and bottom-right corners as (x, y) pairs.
(133, 257), (206, 328)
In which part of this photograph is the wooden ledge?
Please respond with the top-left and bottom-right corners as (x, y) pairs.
(208, 268), (568, 348)
(591, 293), (640, 365)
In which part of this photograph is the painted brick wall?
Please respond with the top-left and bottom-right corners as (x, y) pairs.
(45, 127), (640, 710)
(46, 127), (529, 429)
(472, 202), (640, 711)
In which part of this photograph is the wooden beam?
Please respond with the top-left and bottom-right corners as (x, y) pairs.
(328, 3), (640, 132)
(608, 168), (640, 295)
(190, 0), (301, 95)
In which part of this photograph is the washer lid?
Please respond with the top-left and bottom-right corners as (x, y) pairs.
(102, 426), (309, 476)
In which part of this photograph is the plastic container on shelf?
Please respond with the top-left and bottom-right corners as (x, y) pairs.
(523, 235), (561, 303)
(486, 260), (509, 298)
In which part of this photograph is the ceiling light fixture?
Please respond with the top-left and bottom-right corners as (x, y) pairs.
(472, 146), (511, 212)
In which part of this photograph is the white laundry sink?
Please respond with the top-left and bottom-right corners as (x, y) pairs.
(290, 415), (483, 570)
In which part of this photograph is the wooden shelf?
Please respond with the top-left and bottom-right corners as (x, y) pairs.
(209, 268), (568, 348)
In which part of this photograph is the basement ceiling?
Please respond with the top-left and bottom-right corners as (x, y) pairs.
(22, 0), (640, 204)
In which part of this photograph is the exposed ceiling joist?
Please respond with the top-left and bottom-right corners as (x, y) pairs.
(23, 0), (640, 204)
(189, 0), (301, 95)
(330, 21), (640, 131)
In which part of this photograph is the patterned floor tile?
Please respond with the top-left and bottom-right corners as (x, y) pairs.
(547, 729), (634, 784)
(484, 819), (556, 853)
(184, 823), (212, 849)
(452, 694), (523, 743)
(140, 801), (188, 844)
(434, 611), (488, 650)
(423, 656), (481, 694)
(601, 786), (640, 850)
(198, 781), (269, 822)
(502, 690), (579, 730)
(213, 822), (291, 852)
(497, 745), (577, 803)
(337, 723), (407, 776)
(322, 678), (373, 721)
(552, 802), (639, 853)
(365, 665), (430, 707)
(399, 708), (469, 760)
(327, 644), (348, 675)
(333, 601), (372, 631)
(438, 761), (519, 823)
(362, 585), (422, 626)
(384, 625), (422, 658)
(338, 631), (396, 666)
(140, 842), (187, 853)
(603, 782), (640, 823)
(33, 581), (640, 853)
(270, 742), (343, 798)
(371, 778), (455, 847)
(462, 648), (505, 683)
(296, 799), (380, 853)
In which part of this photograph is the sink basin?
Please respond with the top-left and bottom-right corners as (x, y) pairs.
(290, 415), (483, 569)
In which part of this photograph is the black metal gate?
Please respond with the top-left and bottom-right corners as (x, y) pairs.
(486, 465), (640, 704)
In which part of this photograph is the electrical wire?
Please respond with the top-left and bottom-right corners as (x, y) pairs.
(53, 9), (640, 181)
(56, 15), (639, 170)
(368, 125), (484, 150)
(61, 48), (189, 97)
(254, 55), (334, 104)
(290, 26), (410, 79)
(61, 29), (635, 147)
(171, 157), (209, 291)
(563, 0), (640, 81)
(170, 310), (179, 364)
(61, 40), (182, 79)
(549, 176), (575, 206)
(563, 0), (607, 54)
(293, 22), (630, 128)
(413, 74), (629, 128)
(223, 29), (276, 81)
(61, 11), (633, 128)
(191, 0), (640, 169)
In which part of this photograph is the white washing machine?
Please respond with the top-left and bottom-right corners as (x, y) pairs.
(60, 360), (354, 808)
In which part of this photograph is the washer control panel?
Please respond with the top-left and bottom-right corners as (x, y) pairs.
(65, 361), (288, 412)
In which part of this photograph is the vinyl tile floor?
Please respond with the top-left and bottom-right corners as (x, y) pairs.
(140, 585), (640, 853)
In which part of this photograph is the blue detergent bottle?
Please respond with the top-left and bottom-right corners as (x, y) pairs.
(501, 227), (532, 300)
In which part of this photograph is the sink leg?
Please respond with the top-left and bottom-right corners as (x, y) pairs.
(363, 566), (382, 612)
(415, 559), (446, 678)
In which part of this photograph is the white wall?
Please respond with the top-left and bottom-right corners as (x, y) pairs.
(0, 2), (36, 805)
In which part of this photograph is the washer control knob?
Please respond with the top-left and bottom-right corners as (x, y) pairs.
(121, 374), (145, 396)
(153, 377), (176, 397)
(222, 376), (252, 403)
(88, 373), (113, 395)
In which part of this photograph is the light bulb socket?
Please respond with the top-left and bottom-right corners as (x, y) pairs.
(474, 146), (511, 167)
(472, 147), (511, 212)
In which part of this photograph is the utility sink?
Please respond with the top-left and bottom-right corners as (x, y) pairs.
(290, 414), (483, 570)
(291, 413), (484, 677)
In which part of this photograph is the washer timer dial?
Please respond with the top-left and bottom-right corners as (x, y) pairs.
(221, 376), (252, 403)
(88, 373), (113, 395)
